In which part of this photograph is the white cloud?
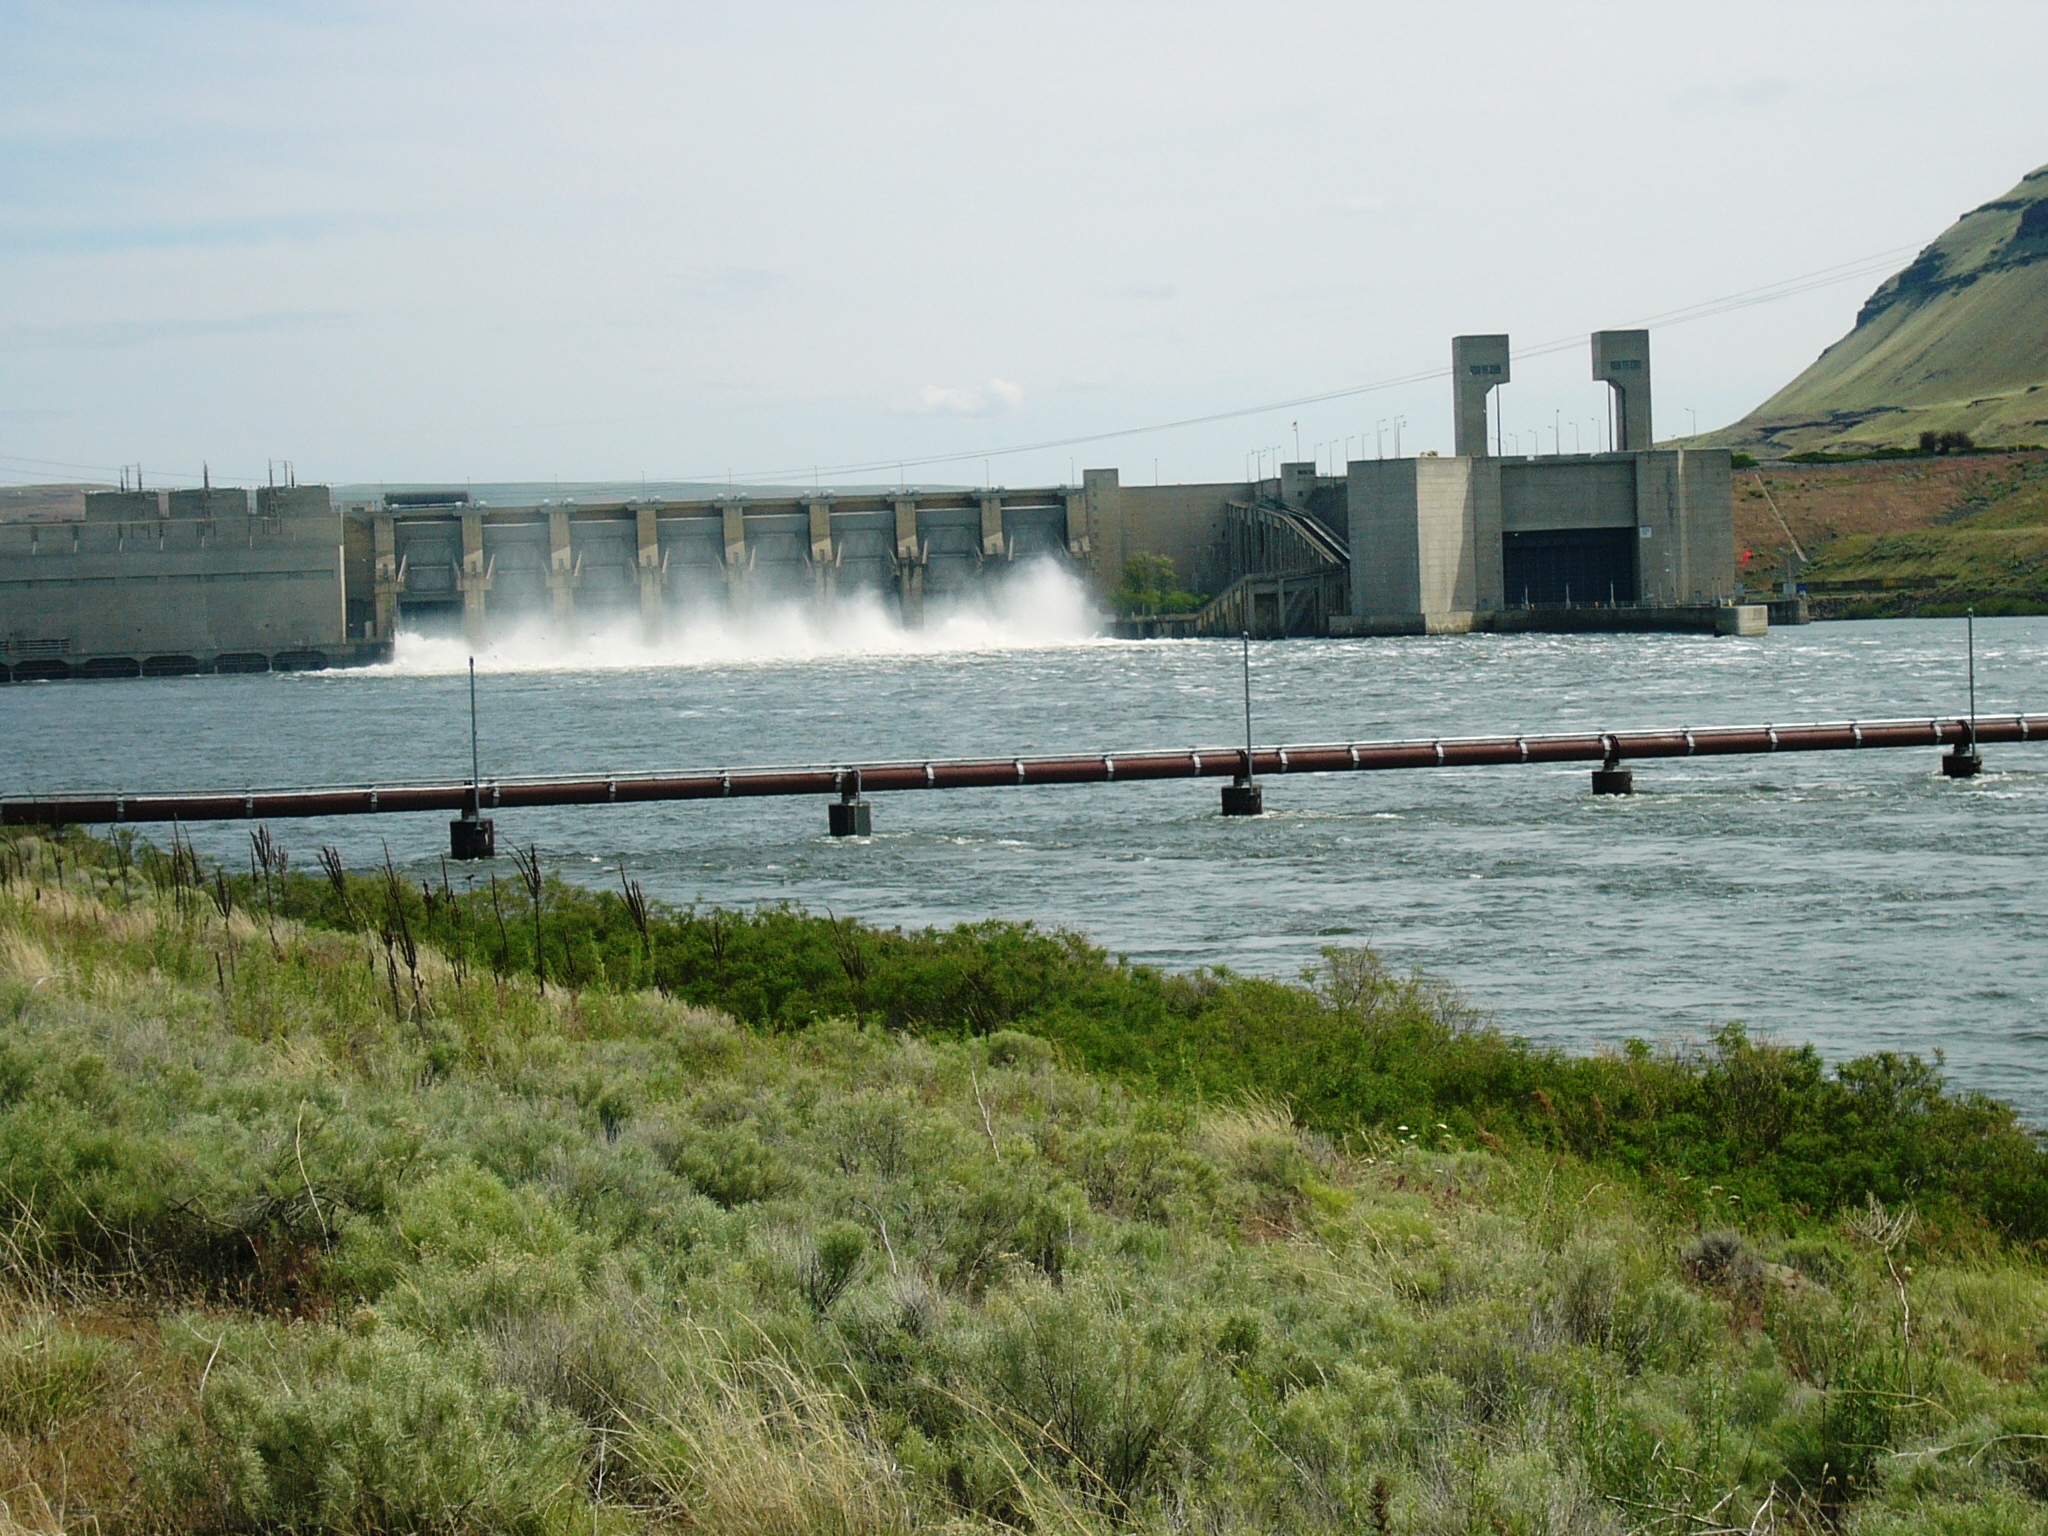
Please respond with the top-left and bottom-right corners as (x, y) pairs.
(912, 378), (1024, 417)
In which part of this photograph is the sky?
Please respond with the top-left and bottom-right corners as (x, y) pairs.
(2, 1), (2045, 492)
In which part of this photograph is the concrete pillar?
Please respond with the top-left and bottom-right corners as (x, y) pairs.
(546, 508), (578, 619)
(1279, 462), (1317, 510)
(1633, 452), (1678, 604)
(893, 496), (923, 626)
(1592, 330), (1652, 452)
(978, 493), (1005, 559)
(1452, 334), (1510, 458)
(458, 510), (491, 649)
(372, 512), (400, 641)
(892, 495), (919, 561)
(1079, 468), (1118, 585)
(636, 507), (664, 642)
(806, 497), (835, 599)
(719, 501), (747, 605)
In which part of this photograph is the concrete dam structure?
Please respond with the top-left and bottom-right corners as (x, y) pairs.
(0, 483), (381, 680)
(365, 483), (1091, 647)
(0, 327), (1753, 680)
(1344, 328), (1739, 634)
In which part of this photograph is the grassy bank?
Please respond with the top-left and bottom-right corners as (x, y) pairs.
(1739, 452), (2048, 615)
(7, 830), (2048, 1533)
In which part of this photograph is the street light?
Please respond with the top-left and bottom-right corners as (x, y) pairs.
(1377, 419), (1388, 459)
(1393, 417), (1406, 457)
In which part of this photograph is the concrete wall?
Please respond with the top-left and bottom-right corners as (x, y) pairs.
(1348, 459), (1423, 622)
(1498, 458), (1635, 531)
(1102, 478), (1246, 596)
(1, 486), (351, 672)
(1414, 457), (1486, 621)
(1632, 449), (1736, 605)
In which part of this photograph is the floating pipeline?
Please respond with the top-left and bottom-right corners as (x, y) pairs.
(2, 714), (2040, 829)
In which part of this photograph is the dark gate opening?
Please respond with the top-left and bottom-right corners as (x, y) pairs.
(1502, 528), (1638, 606)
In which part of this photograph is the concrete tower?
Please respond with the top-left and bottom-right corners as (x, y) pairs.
(1592, 330), (1652, 451)
(1451, 334), (1511, 457)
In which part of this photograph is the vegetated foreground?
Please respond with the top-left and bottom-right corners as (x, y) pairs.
(7, 832), (2048, 1534)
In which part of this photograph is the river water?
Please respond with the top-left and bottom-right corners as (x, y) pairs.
(6, 570), (2045, 1117)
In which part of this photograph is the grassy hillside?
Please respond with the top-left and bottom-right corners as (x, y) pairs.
(8, 830), (2048, 1533)
(1707, 165), (2048, 456)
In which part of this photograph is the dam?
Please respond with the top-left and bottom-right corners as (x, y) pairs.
(0, 329), (1753, 679)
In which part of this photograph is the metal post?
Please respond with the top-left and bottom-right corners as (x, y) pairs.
(450, 655), (496, 858)
(1944, 608), (1983, 777)
(1222, 625), (1263, 815)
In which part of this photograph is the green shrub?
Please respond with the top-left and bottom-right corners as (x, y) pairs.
(655, 1123), (794, 1209)
(976, 1282), (1218, 1510)
(149, 1325), (589, 1536)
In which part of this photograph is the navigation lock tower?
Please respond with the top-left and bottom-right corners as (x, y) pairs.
(1451, 334), (1511, 457)
(1591, 330), (1652, 451)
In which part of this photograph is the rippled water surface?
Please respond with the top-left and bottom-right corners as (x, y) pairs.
(7, 606), (2045, 1117)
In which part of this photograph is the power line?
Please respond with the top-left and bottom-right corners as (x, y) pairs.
(0, 241), (1926, 491)
(709, 241), (1923, 485)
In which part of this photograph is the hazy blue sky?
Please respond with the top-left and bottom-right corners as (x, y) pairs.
(3, 2), (2045, 490)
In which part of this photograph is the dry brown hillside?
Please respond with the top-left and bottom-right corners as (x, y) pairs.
(1737, 449), (2048, 615)
(1734, 450), (2048, 556)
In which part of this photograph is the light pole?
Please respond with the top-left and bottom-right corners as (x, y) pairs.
(1293, 423), (1302, 463)
(1393, 417), (1406, 457)
(1571, 421), (1580, 453)
(1687, 407), (1698, 438)
(1377, 419), (1387, 459)
(1554, 409), (1561, 456)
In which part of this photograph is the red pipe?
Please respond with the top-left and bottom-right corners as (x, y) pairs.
(2, 714), (2038, 827)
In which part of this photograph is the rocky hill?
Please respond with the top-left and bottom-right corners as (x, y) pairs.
(1710, 163), (2048, 455)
